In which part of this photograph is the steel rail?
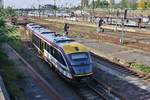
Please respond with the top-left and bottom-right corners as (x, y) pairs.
(90, 78), (126, 100)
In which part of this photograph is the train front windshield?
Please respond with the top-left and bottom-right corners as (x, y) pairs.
(68, 52), (92, 75)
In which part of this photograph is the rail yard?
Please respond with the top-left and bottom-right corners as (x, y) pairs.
(1, 0), (150, 100)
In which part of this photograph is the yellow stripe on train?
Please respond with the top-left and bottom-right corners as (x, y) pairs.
(62, 42), (88, 54)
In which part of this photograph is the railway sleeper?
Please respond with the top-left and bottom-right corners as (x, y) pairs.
(88, 85), (112, 100)
(78, 88), (102, 100)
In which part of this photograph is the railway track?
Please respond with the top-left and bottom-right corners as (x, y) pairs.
(77, 84), (104, 100)
(7, 44), (62, 100)
(17, 23), (150, 99)
(92, 53), (150, 81)
(75, 78), (124, 100)
(19, 28), (123, 100)
(20, 34), (120, 100)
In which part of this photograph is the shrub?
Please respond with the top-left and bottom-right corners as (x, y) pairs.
(131, 63), (150, 74)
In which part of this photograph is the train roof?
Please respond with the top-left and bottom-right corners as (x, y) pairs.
(53, 36), (88, 54)
(34, 28), (56, 35)
(31, 24), (89, 54)
(54, 36), (75, 43)
(27, 23), (38, 28)
(31, 25), (42, 28)
(61, 42), (88, 54)
(27, 23), (37, 26)
(27, 23), (43, 30)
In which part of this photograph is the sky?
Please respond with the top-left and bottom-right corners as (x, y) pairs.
(4, 0), (121, 9)
(4, 0), (81, 8)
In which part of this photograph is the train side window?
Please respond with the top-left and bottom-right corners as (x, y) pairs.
(32, 34), (41, 48)
(32, 35), (36, 44)
(49, 46), (52, 54)
(39, 39), (41, 50)
(51, 47), (55, 57)
(40, 39), (44, 51)
(47, 45), (49, 52)
(52, 47), (57, 57)
(45, 42), (47, 50)
(36, 36), (40, 47)
(52, 48), (66, 66)
(32, 35), (37, 47)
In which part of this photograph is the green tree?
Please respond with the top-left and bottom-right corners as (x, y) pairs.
(96, 0), (100, 8)
(81, 0), (89, 8)
(6, 7), (17, 17)
(0, 17), (5, 27)
(121, 0), (129, 9)
(99, 0), (109, 8)
(145, 2), (150, 9)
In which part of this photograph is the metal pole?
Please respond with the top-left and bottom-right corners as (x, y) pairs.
(92, 0), (94, 22)
(115, 9), (119, 32)
(92, 0), (94, 15)
(37, 0), (41, 18)
(54, 0), (56, 17)
(81, 0), (83, 21)
(120, 9), (127, 45)
(120, 19), (125, 45)
(38, 4), (41, 18)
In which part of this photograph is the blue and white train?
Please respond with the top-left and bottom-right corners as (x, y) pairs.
(26, 23), (93, 81)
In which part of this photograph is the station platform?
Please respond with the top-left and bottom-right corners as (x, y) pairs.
(76, 38), (150, 67)
(44, 18), (150, 35)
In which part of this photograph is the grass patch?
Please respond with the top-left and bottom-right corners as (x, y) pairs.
(0, 26), (24, 52)
(131, 63), (150, 74)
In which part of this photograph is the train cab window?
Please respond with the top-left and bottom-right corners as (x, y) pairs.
(70, 53), (88, 60)
(58, 53), (66, 66)
(68, 53), (90, 66)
